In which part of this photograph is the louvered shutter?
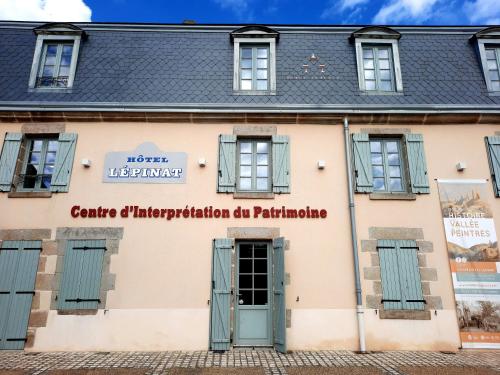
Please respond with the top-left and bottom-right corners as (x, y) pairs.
(217, 135), (236, 193)
(59, 240), (105, 310)
(272, 135), (290, 193)
(397, 240), (425, 310)
(209, 239), (232, 351)
(50, 133), (77, 193)
(0, 133), (22, 192)
(405, 134), (429, 194)
(273, 237), (286, 353)
(378, 240), (403, 310)
(485, 136), (500, 197)
(352, 133), (373, 193)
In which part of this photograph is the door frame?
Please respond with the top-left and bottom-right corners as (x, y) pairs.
(233, 240), (273, 347)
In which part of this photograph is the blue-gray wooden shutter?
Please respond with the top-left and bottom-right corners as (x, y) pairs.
(273, 237), (286, 353)
(0, 133), (22, 192)
(50, 133), (77, 193)
(58, 240), (105, 310)
(351, 133), (373, 193)
(405, 134), (429, 194)
(378, 239), (424, 311)
(0, 240), (41, 350)
(272, 135), (290, 194)
(485, 136), (500, 197)
(209, 238), (232, 351)
(217, 135), (236, 193)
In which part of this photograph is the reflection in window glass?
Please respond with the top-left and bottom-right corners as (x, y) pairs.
(369, 138), (404, 193)
(485, 48), (500, 92)
(37, 42), (74, 88)
(22, 138), (58, 191)
(238, 140), (271, 192)
(239, 45), (269, 91)
(362, 46), (394, 92)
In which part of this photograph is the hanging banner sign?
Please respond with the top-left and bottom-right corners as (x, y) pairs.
(103, 142), (187, 184)
(438, 179), (500, 349)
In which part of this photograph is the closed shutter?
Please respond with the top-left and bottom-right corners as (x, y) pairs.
(217, 135), (236, 193)
(378, 239), (424, 311)
(0, 133), (22, 192)
(352, 133), (373, 193)
(50, 133), (77, 193)
(209, 239), (232, 351)
(485, 136), (500, 197)
(272, 135), (290, 194)
(405, 134), (429, 194)
(273, 237), (286, 353)
(0, 240), (41, 350)
(58, 240), (105, 310)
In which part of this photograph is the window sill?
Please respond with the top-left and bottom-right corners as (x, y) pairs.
(369, 192), (416, 200)
(379, 309), (430, 320)
(359, 91), (404, 96)
(28, 87), (73, 93)
(8, 191), (52, 198)
(234, 192), (275, 199)
(57, 309), (98, 316)
(233, 90), (276, 96)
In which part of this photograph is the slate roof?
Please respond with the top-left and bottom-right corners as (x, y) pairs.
(0, 22), (499, 112)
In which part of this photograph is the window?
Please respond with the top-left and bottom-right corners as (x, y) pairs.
(238, 140), (271, 192)
(378, 239), (425, 311)
(28, 23), (85, 91)
(485, 135), (500, 197)
(0, 132), (77, 194)
(362, 46), (395, 92)
(351, 26), (403, 93)
(20, 138), (58, 191)
(58, 240), (106, 310)
(473, 27), (500, 93)
(36, 42), (74, 88)
(352, 133), (429, 195)
(217, 134), (290, 195)
(231, 25), (278, 94)
(239, 46), (270, 91)
(370, 138), (405, 192)
(484, 47), (500, 92)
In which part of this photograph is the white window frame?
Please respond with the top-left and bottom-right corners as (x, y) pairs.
(477, 38), (500, 93)
(233, 37), (276, 95)
(28, 34), (81, 90)
(355, 38), (403, 93)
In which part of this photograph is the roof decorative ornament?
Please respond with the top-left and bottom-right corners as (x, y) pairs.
(471, 26), (500, 41)
(33, 22), (87, 39)
(349, 26), (401, 41)
(230, 25), (279, 41)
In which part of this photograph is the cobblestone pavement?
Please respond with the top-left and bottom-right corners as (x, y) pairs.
(0, 350), (499, 375)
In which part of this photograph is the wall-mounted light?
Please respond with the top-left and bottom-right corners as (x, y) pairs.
(456, 162), (466, 172)
(81, 159), (91, 168)
(198, 158), (207, 167)
(317, 160), (326, 170)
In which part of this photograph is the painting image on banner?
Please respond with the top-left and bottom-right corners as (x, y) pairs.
(438, 180), (500, 348)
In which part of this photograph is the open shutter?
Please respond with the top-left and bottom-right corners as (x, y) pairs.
(0, 133), (22, 192)
(50, 133), (77, 193)
(273, 237), (286, 353)
(209, 238), (232, 351)
(378, 240), (403, 310)
(217, 135), (236, 193)
(0, 241), (21, 349)
(397, 240), (425, 310)
(485, 136), (500, 197)
(405, 134), (429, 194)
(351, 133), (373, 193)
(59, 240), (105, 310)
(272, 135), (290, 193)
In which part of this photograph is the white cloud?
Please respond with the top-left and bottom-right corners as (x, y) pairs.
(213, 0), (252, 21)
(321, 0), (369, 20)
(0, 0), (92, 22)
(373, 0), (438, 24)
(463, 0), (500, 25)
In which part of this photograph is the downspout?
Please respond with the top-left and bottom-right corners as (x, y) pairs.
(343, 116), (366, 353)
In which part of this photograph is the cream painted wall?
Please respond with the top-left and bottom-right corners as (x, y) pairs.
(0, 121), (498, 351)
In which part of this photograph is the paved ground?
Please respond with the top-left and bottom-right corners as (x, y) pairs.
(0, 350), (499, 375)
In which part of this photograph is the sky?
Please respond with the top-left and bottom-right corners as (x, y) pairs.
(0, 0), (499, 25)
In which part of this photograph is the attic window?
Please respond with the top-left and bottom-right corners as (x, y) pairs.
(231, 26), (278, 95)
(351, 26), (404, 93)
(472, 27), (500, 93)
(28, 23), (85, 91)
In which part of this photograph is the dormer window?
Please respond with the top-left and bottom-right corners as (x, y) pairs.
(28, 23), (86, 91)
(230, 26), (278, 95)
(351, 26), (403, 93)
(472, 27), (500, 93)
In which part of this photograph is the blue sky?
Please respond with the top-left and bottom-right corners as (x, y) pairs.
(0, 0), (499, 25)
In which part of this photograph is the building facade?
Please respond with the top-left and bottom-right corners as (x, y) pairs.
(0, 21), (499, 352)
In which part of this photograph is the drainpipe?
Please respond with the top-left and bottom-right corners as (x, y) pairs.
(343, 116), (366, 353)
